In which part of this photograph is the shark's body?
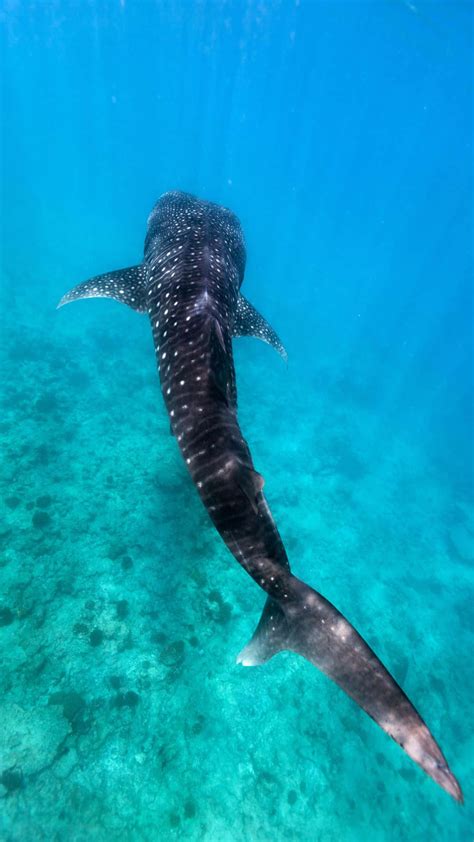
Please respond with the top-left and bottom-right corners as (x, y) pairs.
(59, 190), (462, 803)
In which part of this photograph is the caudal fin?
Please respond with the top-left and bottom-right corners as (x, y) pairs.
(237, 580), (463, 803)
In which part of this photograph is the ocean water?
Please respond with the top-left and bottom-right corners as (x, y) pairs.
(1, 1), (473, 840)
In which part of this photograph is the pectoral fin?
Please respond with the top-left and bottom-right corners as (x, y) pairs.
(57, 265), (147, 312)
(233, 295), (288, 362)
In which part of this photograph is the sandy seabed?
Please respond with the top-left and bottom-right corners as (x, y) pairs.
(0, 289), (472, 842)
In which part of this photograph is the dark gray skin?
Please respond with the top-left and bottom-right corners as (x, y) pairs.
(59, 190), (462, 803)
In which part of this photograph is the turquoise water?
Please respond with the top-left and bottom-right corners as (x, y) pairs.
(1, 2), (473, 840)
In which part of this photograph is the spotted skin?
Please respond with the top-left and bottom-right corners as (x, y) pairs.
(58, 190), (462, 803)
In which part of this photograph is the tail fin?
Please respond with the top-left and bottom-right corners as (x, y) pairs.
(237, 579), (463, 803)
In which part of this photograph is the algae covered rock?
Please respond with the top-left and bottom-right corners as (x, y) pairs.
(159, 639), (185, 667)
(32, 510), (51, 529)
(0, 606), (14, 626)
(0, 703), (69, 779)
(48, 691), (89, 734)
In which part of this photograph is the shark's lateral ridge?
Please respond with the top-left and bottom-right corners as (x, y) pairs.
(58, 190), (462, 803)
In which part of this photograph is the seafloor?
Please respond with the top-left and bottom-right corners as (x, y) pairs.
(0, 280), (472, 842)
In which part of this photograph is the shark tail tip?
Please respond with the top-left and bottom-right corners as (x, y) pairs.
(435, 764), (463, 804)
(404, 722), (463, 803)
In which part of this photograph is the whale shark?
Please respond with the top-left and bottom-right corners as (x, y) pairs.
(58, 190), (462, 803)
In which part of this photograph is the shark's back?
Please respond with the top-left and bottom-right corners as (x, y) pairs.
(144, 191), (246, 286)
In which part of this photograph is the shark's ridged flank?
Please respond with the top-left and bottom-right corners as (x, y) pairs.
(58, 190), (462, 803)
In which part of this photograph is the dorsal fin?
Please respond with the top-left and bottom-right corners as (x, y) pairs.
(208, 316), (235, 407)
(235, 461), (265, 514)
(57, 265), (147, 312)
(233, 295), (288, 362)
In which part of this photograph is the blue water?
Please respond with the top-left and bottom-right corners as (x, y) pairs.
(1, 1), (472, 839)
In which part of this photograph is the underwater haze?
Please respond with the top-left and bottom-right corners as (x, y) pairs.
(1, 1), (473, 840)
